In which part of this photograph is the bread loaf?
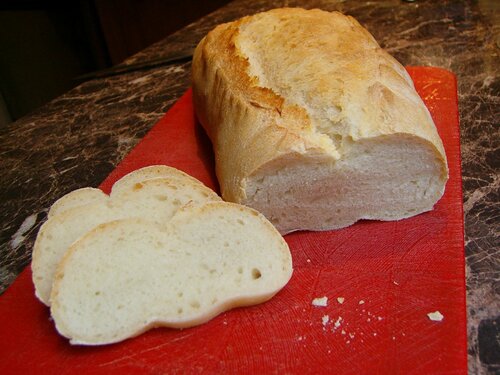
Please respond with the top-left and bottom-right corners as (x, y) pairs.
(50, 202), (292, 345)
(192, 8), (449, 234)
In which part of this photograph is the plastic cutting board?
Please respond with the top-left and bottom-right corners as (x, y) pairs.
(0, 67), (467, 374)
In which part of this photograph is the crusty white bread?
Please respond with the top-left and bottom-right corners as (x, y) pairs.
(32, 177), (221, 305)
(111, 165), (207, 195)
(48, 188), (108, 218)
(50, 202), (292, 345)
(192, 8), (449, 234)
(48, 166), (202, 218)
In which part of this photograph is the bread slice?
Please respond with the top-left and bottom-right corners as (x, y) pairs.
(48, 188), (108, 218)
(111, 165), (207, 195)
(50, 202), (293, 345)
(192, 8), (449, 234)
(47, 166), (203, 217)
(32, 177), (221, 305)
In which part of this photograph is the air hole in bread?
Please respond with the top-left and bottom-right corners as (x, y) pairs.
(252, 268), (262, 280)
(177, 291), (183, 298)
(155, 195), (168, 201)
(237, 267), (243, 274)
(133, 183), (143, 191)
(190, 301), (201, 309)
(177, 308), (183, 314)
(223, 241), (229, 247)
(237, 219), (245, 225)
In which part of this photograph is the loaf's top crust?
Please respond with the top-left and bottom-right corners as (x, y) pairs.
(192, 8), (448, 205)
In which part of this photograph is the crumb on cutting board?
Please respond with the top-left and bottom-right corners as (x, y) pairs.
(312, 296), (328, 307)
(322, 315), (329, 326)
(427, 311), (444, 322)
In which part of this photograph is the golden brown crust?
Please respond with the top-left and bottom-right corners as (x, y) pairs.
(192, 8), (448, 207)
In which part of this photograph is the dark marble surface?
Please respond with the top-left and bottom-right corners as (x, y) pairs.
(0, 0), (498, 373)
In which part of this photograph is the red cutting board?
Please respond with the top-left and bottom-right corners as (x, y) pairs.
(0, 67), (466, 374)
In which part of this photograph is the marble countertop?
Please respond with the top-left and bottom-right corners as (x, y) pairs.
(0, 0), (498, 373)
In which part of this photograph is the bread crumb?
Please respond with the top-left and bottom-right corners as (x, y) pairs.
(427, 311), (444, 322)
(393, 281), (399, 285)
(322, 315), (330, 326)
(306, 259), (311, 263)
(334, 316), (342, 329)
(341, 329), (346, 335)
(312, 296), (328, 307)
(358, 300), (365, 305)
(337, 297), (345, 304)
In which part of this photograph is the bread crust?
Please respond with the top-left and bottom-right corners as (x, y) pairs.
(192, 8), (448, 232)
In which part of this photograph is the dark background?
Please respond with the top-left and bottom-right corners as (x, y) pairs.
(0, 0), (230, 125)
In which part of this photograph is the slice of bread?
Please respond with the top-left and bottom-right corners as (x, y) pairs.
(111, 165), (207, 195)
(50, 202), (292, 345)
(48, 188), (108, 218)
(48, 166), (204, 218)
(32, 177), (221, 305)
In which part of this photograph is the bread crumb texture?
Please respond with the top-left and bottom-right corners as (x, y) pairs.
(35, 166), (292, 346)
(32, 166), (221, 306)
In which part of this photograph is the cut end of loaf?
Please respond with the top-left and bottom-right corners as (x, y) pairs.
(244, 134), (448, 234)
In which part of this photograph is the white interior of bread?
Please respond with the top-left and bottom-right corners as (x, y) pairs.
(245, 135), (444, 233)
(33, 177), (220, 306)
(50, 203), (292, 345)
